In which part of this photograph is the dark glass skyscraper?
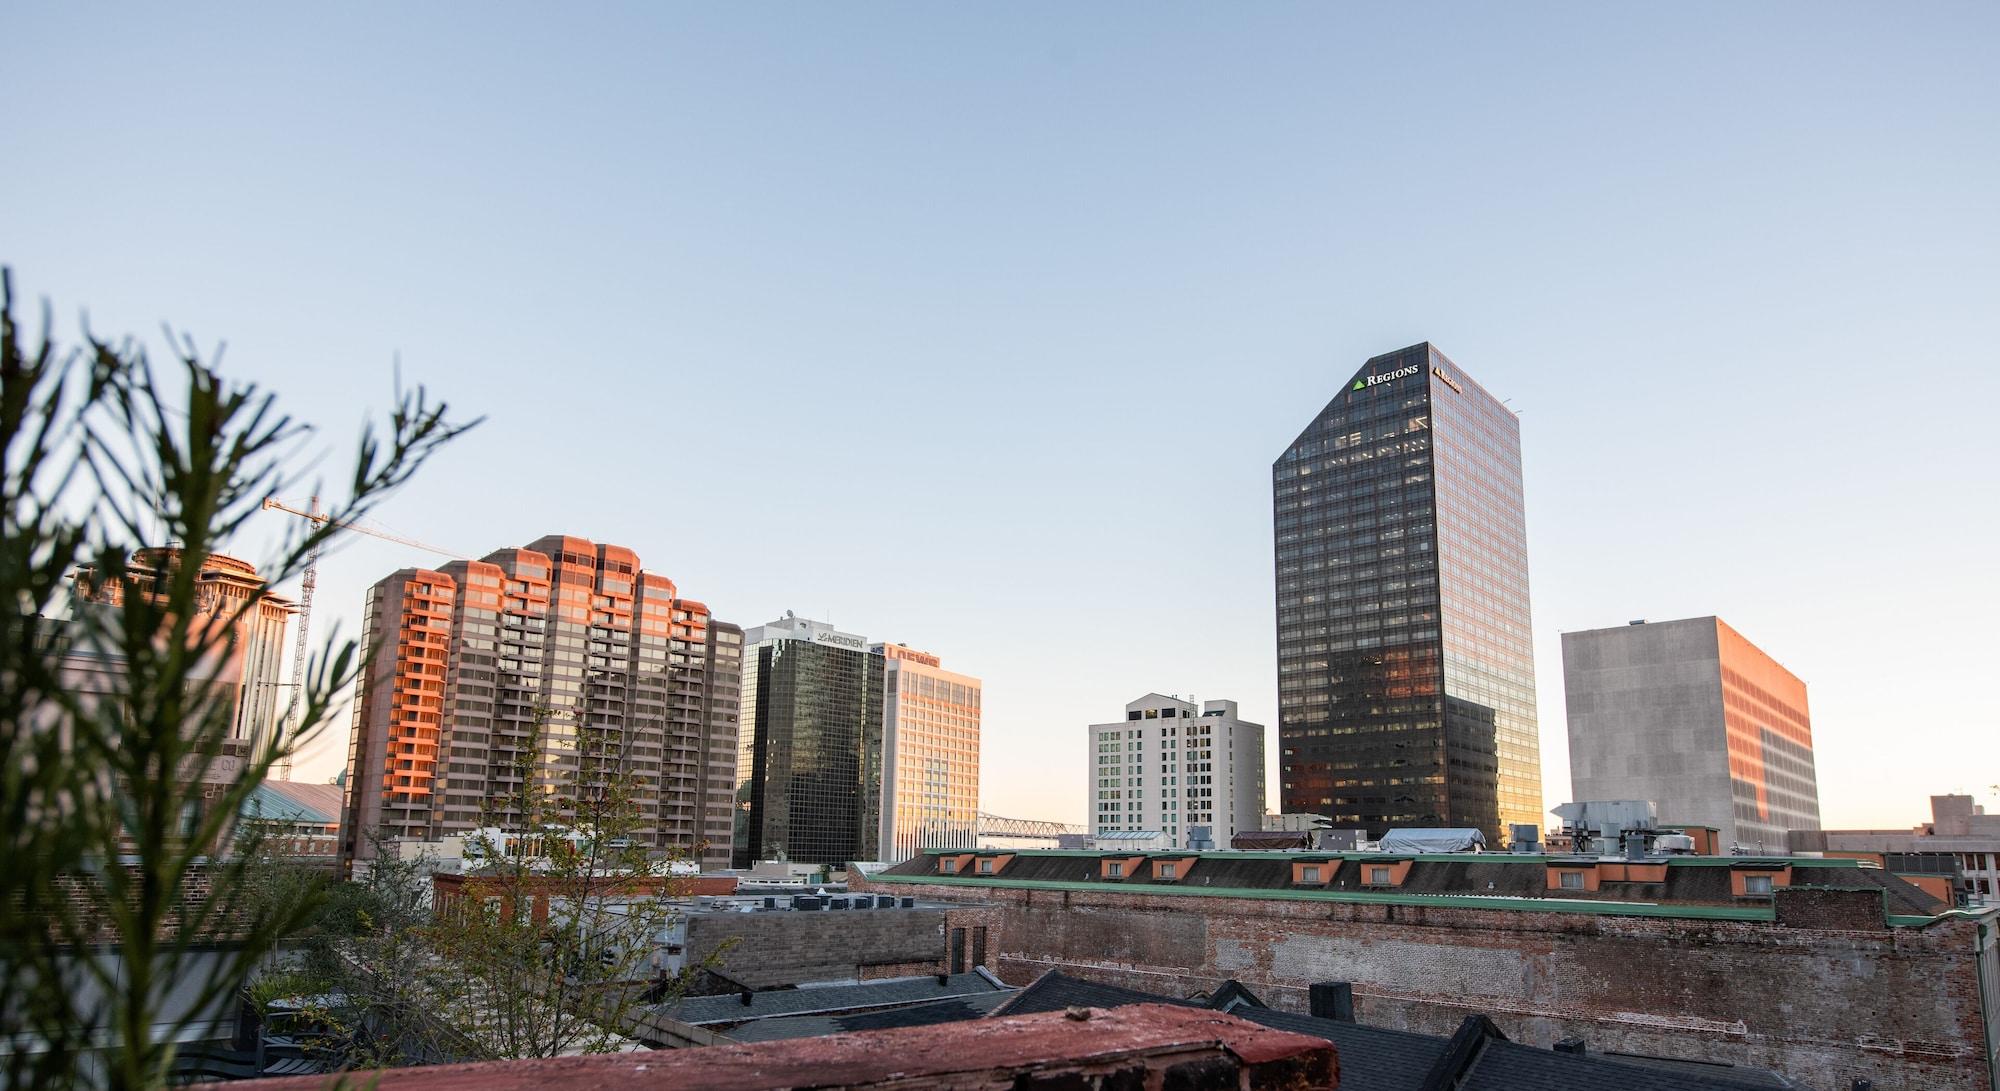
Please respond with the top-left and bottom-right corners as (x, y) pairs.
(733, 616), (885, 867)
(1273, 343), (1541, 841)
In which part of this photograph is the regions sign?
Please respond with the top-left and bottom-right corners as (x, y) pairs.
(1351, 363), (1422, 391)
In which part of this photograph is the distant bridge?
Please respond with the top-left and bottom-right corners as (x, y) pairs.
(976, 811), (1087, 841)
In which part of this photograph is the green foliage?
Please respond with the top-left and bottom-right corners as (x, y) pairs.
(308, 711), (715, 1065)
(0, 266), (474, 1090)
(246, 967), (326, 1014)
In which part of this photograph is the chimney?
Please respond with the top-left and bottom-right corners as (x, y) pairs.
(1309, 982), (1354, 1023)
(1553, 1037), (1586, 1055)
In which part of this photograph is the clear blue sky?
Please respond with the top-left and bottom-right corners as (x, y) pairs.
(6, 5), (1995, 829)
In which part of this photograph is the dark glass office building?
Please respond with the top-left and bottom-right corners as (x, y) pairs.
(1273, 343), (1541, 842)
(733, 616), (885, 867)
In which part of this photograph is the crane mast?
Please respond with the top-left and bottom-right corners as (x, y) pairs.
(280, 497), (322, 780)
(260, 496), (464, 781)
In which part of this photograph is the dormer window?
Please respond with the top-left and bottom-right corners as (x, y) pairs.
(1559, 871), (1584, 890)
(1158, 862), (1177, 880)
(1107, 861), (1125, 877)
(1301, 866), (1321, 883)
(977, 858), (995, 875)
(1730, 866), (1789, 897)
(941, 858), (958, 874)
(1368, 866), (1392, 885)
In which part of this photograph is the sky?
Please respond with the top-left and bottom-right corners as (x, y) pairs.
(5, 4), (1996, 831)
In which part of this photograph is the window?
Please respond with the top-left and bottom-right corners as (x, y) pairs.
(1158, 863), (1177, 879)
(1107, 861), (1125, 877)
(940, 858), (958, 874)
(1559, 871), (1584, 890)
(1368, 866), (1391, 885)
(977, 859), (994, 874)
(1301, 866), (1321, 883)
(1744, 874), (1774, 895)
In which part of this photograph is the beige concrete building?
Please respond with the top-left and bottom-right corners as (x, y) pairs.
(874, 642), (982, 863)
(1564, 616), (1820, 852)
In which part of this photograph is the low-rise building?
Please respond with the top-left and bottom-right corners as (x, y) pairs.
(653, 892), (958, 991)
(240, 781), (344, 860)
(856, 848), (1998, 1091)
(1796, 793), (2000, 907)
(643, 970), (1014, 1047)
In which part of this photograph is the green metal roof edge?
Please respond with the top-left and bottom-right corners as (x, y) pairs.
(1887, 906), (2000, 928)
(923, 848), (1868, 868)
(867, 871), (1782, 922)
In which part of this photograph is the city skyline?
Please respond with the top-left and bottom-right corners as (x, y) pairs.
(5, 6), (1996, 832)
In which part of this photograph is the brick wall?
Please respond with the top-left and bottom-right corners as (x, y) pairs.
(852, 876), (1997, 1091)
(688, 909), (947, 987)
(1775, 887), (1890, 930)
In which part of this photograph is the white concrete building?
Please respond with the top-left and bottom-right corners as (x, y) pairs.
(1088, 694), (1264, 851)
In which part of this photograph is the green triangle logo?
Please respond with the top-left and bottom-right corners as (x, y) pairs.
(1352, 379), (1365, 391)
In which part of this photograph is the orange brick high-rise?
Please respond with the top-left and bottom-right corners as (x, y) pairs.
(340, 535), (742, 871)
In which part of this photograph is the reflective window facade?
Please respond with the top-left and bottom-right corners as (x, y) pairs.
(1274, 343), (1541, 841)
(734, 625), (885, 867)
(877, 644), (982, 864)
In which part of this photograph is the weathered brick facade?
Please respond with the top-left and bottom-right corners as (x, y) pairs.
(853, 874), (2000, 1091)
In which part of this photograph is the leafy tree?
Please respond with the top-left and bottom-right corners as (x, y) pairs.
(0, 267), (473, 1090)
(436, 706), (687, 1057)
(315, 705), (704, 1061)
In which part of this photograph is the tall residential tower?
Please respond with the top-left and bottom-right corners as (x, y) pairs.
(340, 535), (741, 871)
(1273, 343), (1541, 841)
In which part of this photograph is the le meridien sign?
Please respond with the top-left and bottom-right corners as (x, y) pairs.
(813, 631), (865, 650)
(1352, 363), (1422, 391)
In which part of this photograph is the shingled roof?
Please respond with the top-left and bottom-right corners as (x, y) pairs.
(659, 971), (1010, 1028)
(992, 970), (1794, 1091)
(722, 991), (1016, 1044)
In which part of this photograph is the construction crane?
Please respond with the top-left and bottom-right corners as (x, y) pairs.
(261, 495), (466, 779)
